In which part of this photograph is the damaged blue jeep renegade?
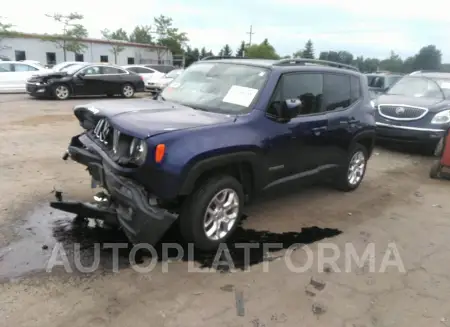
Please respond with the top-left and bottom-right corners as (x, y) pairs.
(53, 57), (376, 251)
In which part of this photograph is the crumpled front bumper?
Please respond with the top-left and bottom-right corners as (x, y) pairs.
(60, 133), (177, 245)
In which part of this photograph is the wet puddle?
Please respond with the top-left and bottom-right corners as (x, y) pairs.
(0, 204), (342, 282)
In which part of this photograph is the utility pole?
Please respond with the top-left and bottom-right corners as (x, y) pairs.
(247, 25), (254, 46)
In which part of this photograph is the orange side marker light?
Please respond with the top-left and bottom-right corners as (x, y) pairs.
(155, 144), (166, 163)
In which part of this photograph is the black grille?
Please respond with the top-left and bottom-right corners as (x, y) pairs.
(91, 119), (134, 158)
(378, 105), (427, 120)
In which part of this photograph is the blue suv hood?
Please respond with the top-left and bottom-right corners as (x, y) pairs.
(74, 99), (235, 139)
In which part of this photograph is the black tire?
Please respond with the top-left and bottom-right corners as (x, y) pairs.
(334, 143), (368, 192)
(53, 84), (71, 100)
(179, 175), (244, 251)
(429, 160), (442, 179)
(121, 84), (135, 98)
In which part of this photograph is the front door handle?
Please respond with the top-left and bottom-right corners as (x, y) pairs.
(348, 119), (358, 124)
(312, 126), (327, 136)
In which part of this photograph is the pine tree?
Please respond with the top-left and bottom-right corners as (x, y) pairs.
(236, 41), (246, 57)
(222, 44), (232, 57)
(302, 39), (314, 59)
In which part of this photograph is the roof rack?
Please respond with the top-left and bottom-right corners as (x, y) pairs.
(200, 56), (249, 61)
(273, 58), (359, 72)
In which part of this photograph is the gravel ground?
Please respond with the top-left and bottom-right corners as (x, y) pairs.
(1, 93), (450, 327)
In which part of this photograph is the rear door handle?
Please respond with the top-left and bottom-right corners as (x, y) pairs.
(348, 119), (358, 124)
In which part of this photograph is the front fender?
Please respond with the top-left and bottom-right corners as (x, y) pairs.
(178, 150), (263, 195)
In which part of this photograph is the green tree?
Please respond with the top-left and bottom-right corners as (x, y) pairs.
(292, 49), (303, 58)
(200, 47), (207, 58)
(236, 41), (245, 57)
(0, 17), (13, 51)
(379, 51), (403, 73)
(44, 12), (88, 61)
(101, 28), (128, 64)
(413, 45), (442, 71)
(245, 39), (279, 59)
(221, 44), (232, 57)
(129, 25), (152, 44)
(153, 15), (189, 62)
(302, 39), (314, 59)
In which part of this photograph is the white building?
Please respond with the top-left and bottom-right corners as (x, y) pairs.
(0, 33), (173, 66)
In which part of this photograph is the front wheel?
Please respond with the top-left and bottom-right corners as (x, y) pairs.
(121, 84), (135, 98)
(53, 84), (71, 100)
(179, 175), (244, 251)
(334, 144), (368, 192)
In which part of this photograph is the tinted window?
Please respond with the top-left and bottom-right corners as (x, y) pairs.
(81, 66), (101, 75)
(14, 64), (38, 72)
(268, 73), (323, 116)
(323, 74), (351, 111)
(129, 67), (153, 74)
(350, 76), (362, 103)
(103, 66), (127, 74)
(0, 63), (12, 72)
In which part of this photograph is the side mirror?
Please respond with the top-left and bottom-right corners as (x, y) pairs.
(280, 98), (301, 119)
(77, 71), (86, 78)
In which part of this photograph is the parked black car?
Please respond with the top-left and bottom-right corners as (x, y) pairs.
(26, 63), (145, 100)
(374, 72), (450, 152)
(366, 72), (403, 98)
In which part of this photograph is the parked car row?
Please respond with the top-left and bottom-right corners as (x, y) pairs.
(0, 59), (185, 99)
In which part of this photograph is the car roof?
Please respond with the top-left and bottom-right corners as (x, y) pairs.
(193, 57), (361, 75)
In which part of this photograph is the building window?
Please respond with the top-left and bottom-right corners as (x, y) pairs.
(127, 57), (135, 64)
(46, 52), (56, 65)
(75, 53), (84, 62)
(15, 50), (26, 61)
(100, 55), (108, 63)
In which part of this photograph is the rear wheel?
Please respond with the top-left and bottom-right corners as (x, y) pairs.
(179, 175), (244, 251)
(121, 84), (135, 98)
(53, 84), (70, 100)
(334, 144), (368, 191)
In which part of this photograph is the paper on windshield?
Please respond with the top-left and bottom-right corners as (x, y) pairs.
(440, 82), (450, 89)
(222, 85), (258, 107)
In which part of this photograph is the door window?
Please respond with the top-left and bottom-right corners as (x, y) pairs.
(102, 66), (127, 74)
(268, 73), (324, 117)
(130, 67), (153, 74)
(13, 64), (38, 72)
(0, 63), (12, 72)
(81, 66), (101, 75)
(323, 74), (352, 111)
(350, 76), (362, 104)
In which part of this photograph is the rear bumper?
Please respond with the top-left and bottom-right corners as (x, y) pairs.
(376, 122), (445, 146)
(66, 134), (177, 245)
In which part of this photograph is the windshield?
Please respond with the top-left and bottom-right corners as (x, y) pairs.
(386, 77), (445, 99)
(61, 64), (86, 74)
(160, 62), (269, 114)
(53, 62), (75, 71)
(165, 69), (182, 78)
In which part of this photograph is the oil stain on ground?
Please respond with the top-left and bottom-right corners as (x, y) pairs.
(0, 204), (342, 282)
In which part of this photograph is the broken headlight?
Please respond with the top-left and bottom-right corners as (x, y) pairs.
(129, 138), (147, 165)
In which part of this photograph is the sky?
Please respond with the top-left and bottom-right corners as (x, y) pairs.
(3, 0), (450, 61)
